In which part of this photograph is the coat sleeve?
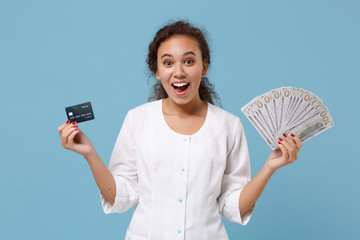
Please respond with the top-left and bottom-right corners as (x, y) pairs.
(100, 110), (139, 214)
(217, 117), (254, 225)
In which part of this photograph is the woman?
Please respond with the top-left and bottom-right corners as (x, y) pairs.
(58, 20), (302, 239)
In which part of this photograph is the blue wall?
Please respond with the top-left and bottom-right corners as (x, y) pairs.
(0, 0), (358, 239)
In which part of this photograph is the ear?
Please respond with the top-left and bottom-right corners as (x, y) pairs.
(155, 70), (160, 80)
(202, 59), (208, 77)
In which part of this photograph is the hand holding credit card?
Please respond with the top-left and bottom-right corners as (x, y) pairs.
(65, 102), (95, 123)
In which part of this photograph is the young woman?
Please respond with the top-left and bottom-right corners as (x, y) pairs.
(58, 21), (302, 240)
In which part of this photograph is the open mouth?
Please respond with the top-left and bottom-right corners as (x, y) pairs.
(172, 82), (190, 93)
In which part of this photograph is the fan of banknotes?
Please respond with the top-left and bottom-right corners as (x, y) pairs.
(241, 87), (334, 150)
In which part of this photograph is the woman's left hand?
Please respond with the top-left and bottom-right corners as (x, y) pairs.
(265, 133), (302, 172)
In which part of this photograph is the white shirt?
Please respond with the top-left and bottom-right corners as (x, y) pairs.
(101, 99), (254, 240)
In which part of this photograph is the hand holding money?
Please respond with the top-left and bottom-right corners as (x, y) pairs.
(265, 133), (302, 172)
(242, 87), (334, 150)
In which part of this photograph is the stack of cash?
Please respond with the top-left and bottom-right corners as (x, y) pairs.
(241, 87), (334, 150)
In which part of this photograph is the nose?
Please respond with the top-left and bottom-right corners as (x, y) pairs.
(173, 64), (186, 79)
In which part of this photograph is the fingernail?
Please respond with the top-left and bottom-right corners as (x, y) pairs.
(278, 138), (283, 141)
(72, 121), (77, 125)
(75, 128), (79, 131)
(291, 133), (295, 137)
(278, 141), (282, 144)
(74, 125), (78, 129)
(66, 120), (70, 124)
(282, 133), (287, 138)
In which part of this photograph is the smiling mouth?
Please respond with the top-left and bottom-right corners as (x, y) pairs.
(172, 83), (190, 93)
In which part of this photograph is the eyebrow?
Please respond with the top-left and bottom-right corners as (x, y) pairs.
(160, 51), (196, 59)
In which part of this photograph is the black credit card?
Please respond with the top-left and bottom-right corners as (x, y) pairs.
(65, 102), (95, 123)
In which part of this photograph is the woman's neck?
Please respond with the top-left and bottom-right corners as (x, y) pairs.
(163, 96), (206, 116)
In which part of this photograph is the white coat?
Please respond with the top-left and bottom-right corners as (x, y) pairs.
(101, 99), (254, 240)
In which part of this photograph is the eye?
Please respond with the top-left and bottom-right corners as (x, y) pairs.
(185, 59), (194, 64)
(164, 61), (172, 66)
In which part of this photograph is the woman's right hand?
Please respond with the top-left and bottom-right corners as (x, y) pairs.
(58, 121), (95, 158)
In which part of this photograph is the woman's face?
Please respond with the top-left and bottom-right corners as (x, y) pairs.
(156, 35), (208, 106)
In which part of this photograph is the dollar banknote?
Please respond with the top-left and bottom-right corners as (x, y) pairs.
(241, 87), (334, 149)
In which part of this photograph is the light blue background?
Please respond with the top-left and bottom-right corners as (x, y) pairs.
(1, 0), (359, 239)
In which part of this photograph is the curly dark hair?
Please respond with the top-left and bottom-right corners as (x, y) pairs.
(147, 20), (221, 106)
